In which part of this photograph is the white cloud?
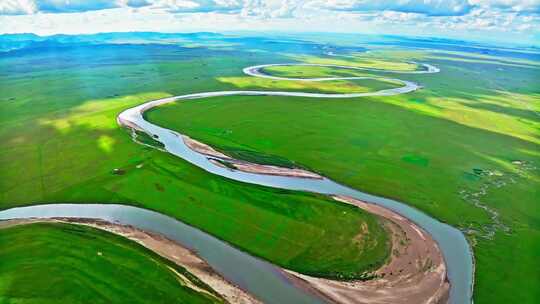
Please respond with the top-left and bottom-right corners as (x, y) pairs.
(0, 0), (538, 45)
(310, 0), (540, 15)
(0, 0), (37, 15)
(309, 0), (474, 16)
(240, 0), (302, 18)
(0, 0), (155, 15)
(155, 0), (242, 13)
(469, 0), (540, 13)
(36, 0), (121, 13)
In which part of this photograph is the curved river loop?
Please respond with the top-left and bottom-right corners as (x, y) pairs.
(0, 61), (473, 304)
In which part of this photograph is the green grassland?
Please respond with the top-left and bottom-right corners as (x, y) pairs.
(290, 54), (421, 71)
(0, 45), (390, 281)
(48, 151), (390, 279)
(216, 75), (400, 93)
(260, 65), (374, 78)
(1, 39), (539, 303)
(145, 50), (540, 303)
(0, 222), (224, 304)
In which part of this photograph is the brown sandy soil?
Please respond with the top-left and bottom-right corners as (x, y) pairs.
(182, 135), (323, 179)
(0, 218), (261, 304)
(183, 135), (231, 159)
(117, 116), (144, 132)
(284, 195), (450, 304)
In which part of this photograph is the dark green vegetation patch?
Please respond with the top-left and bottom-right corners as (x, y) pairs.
(401, 154), (430, 167)
(132, 130), (165, 149)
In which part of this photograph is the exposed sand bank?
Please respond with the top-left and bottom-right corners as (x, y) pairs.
(182, 135), (323, 179)
(285, 195), (450, 304)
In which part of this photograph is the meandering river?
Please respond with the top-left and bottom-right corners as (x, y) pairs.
(0, 62), (473, 304)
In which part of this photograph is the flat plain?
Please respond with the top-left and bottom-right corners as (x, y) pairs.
(0, 33), (539, 303)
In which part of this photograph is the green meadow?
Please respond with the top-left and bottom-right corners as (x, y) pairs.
(217, 75), (400, 93)
(292, 54), (421, 71)
(0, 222), (224, 304)
(260, 65), (374, 78)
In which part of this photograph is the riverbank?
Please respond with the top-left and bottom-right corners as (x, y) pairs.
(0, 218), (261, 304)
(183, 135), (323, 179)
(286, 195), (450, 304)
(0, 195), (450, 304)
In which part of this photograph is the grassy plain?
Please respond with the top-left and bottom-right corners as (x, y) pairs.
(146, 50), (540, 303)
(293, 54), (421, 71)
(0, 43), (389, 281)
(0, 222), (223, 304)
(1, 36), (538, 303)
(260, 65), (373, 78)
(216, 75), (400, 93)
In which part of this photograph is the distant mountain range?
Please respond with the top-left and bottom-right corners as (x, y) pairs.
(1, 31), (538, 61)
(0, 32), (227, 53)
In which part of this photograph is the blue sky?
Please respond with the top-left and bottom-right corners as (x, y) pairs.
(1, 1), (539, 45)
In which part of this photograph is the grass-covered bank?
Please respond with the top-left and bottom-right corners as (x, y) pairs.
(0, 222), (224, 304)
(46, 151), (390, 279)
